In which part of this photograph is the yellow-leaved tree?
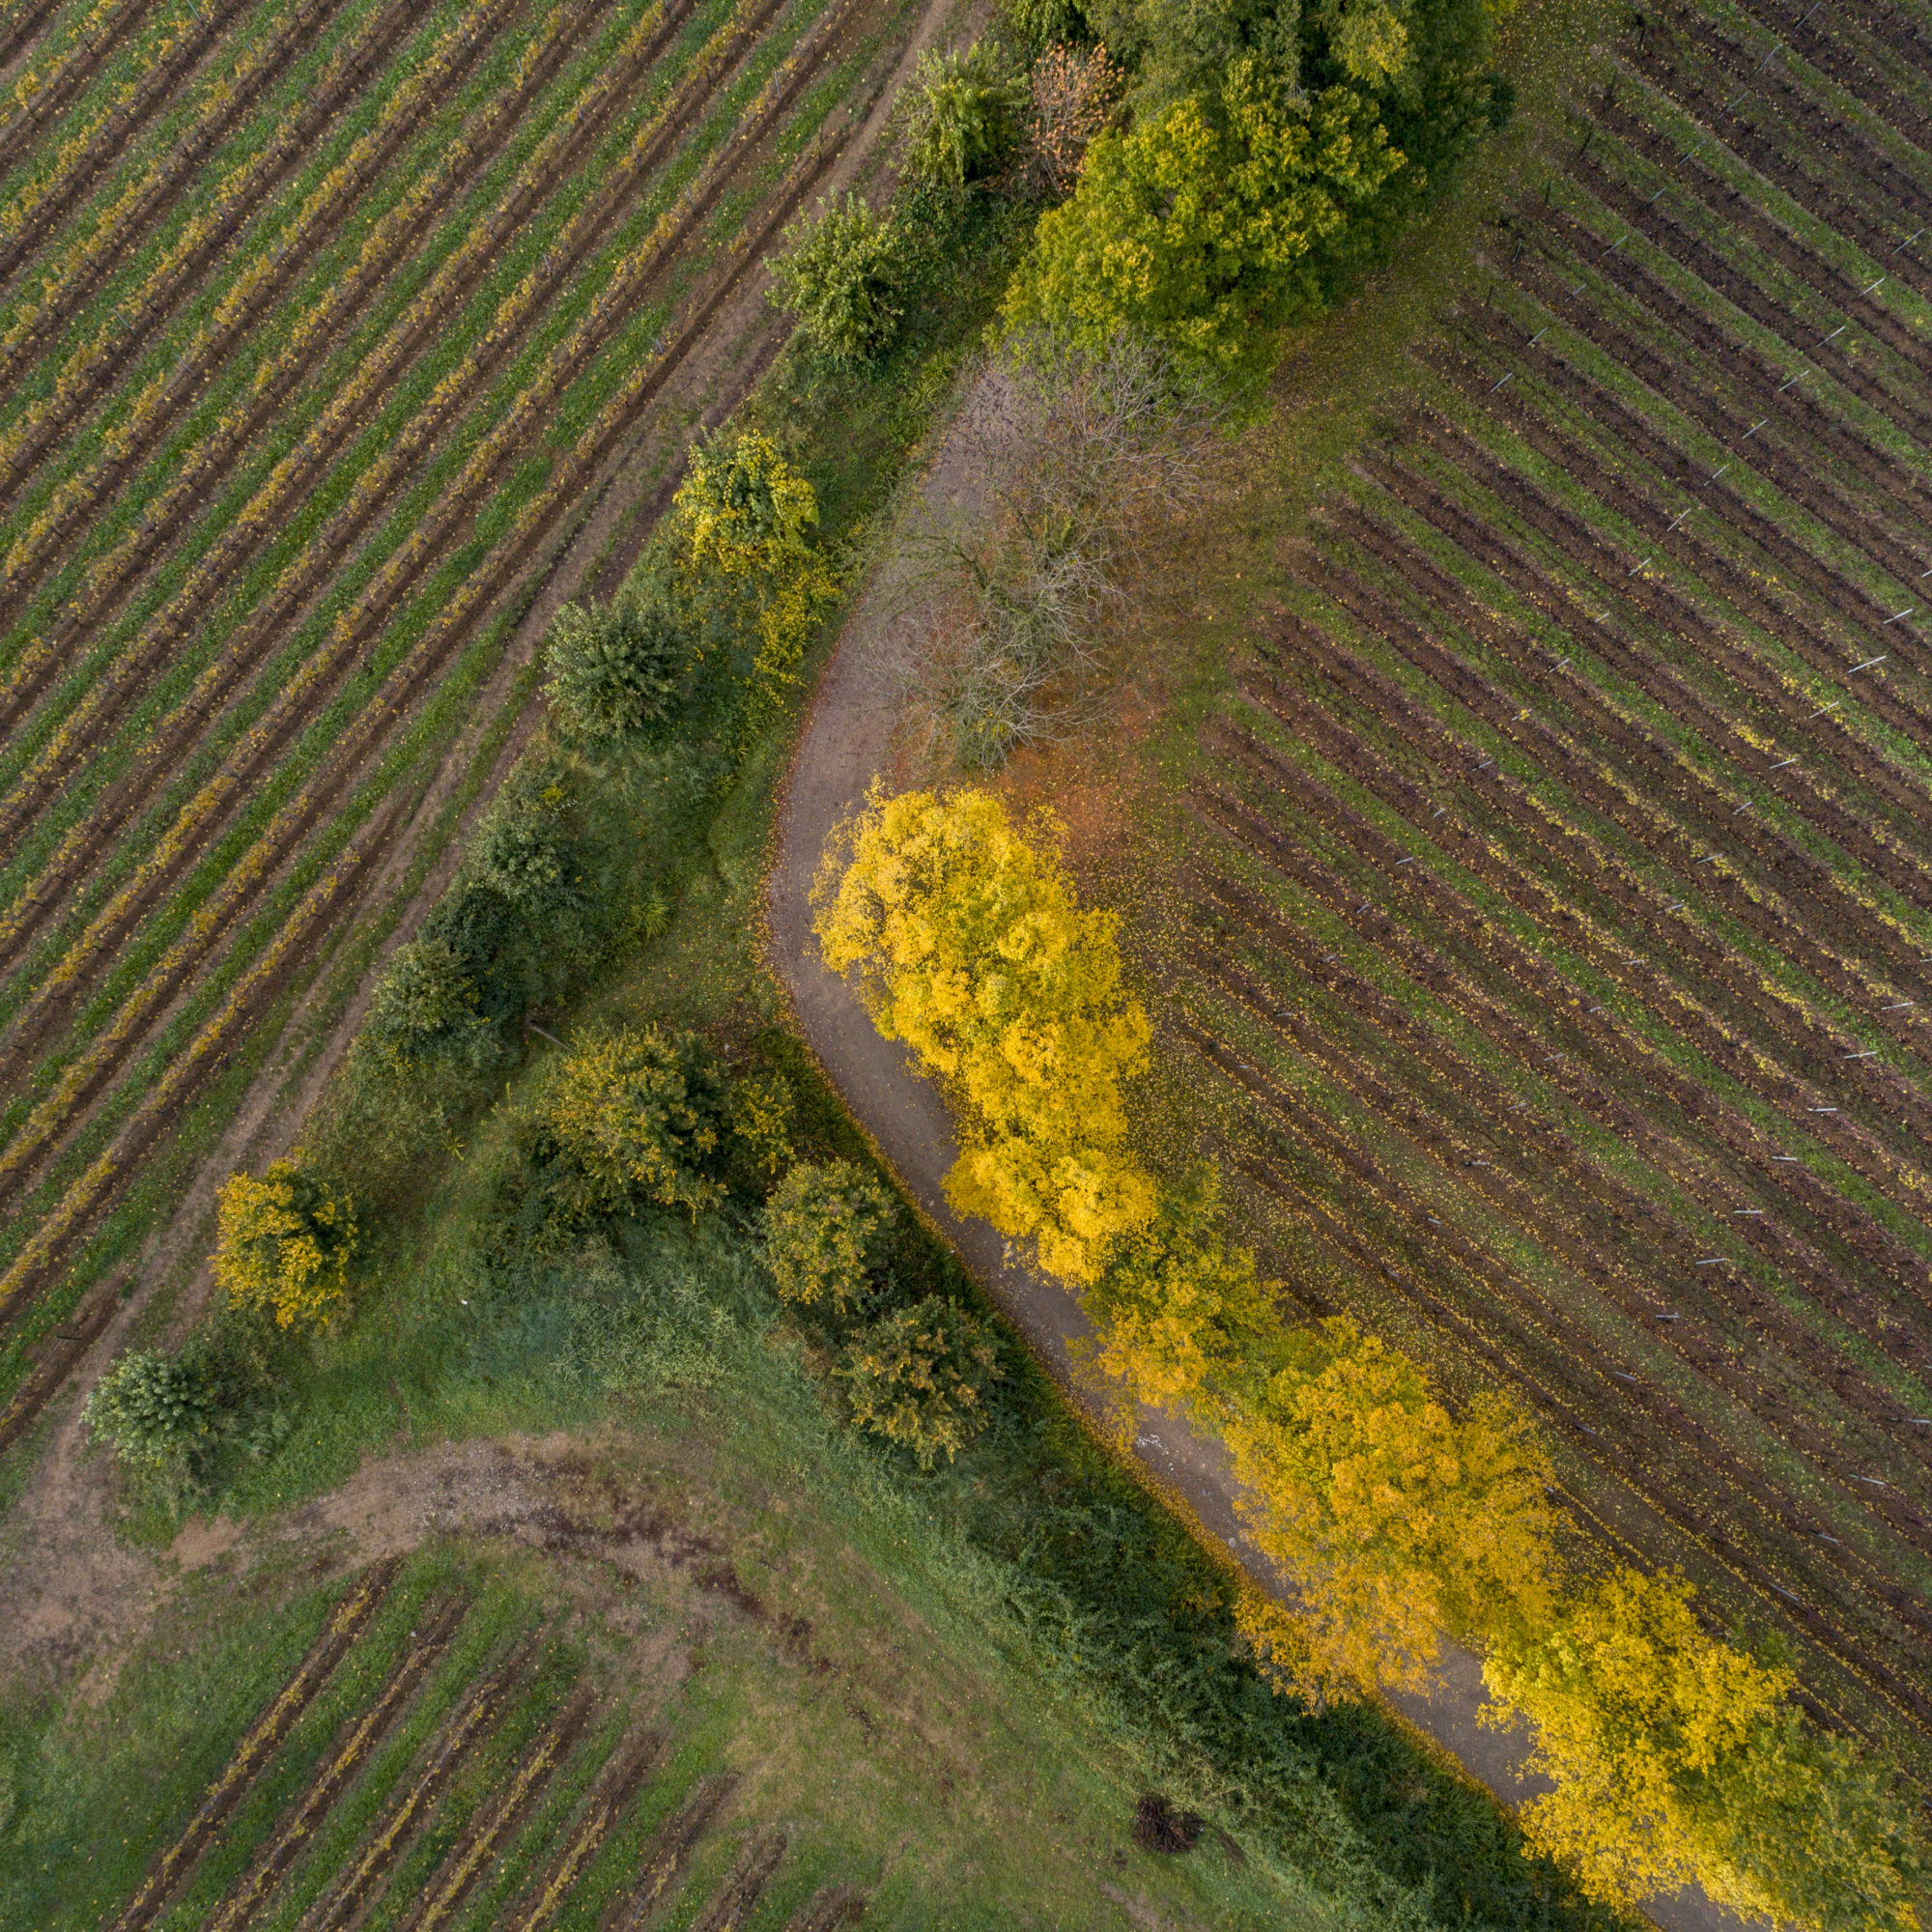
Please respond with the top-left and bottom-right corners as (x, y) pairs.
(213, 1158), (357, 1330)
(813, 787), (1154, 1284)
(1078, 1174), (1279, 1409)
(1484, 1567), (1923, 1930)
(674, 429), (837, 705)
(1225, 1316), (1559, 1703)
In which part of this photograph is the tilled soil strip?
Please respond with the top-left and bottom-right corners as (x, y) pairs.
(1501, 246), (1932, 615)
(106, 1557), (402, 1932)
(294, 1633), (542, 1932)
(200, 1588), (471, 1932)
(0, 0), (812, 1048)
(498, 1727), (668, 1932)
(389, 1682), (598, 1932)
(0, 1269), (120, 1457)
(1586, 99), (1932, 379)
(1194, 837), (1932, 1506)
(1522, 204), (1932, 549)
(0, 0), (256, 296)
(0, 0), (614, 639)
(0, 789), (413, 1327)
(0, 0), (791, 919)
(1427, 322), (1932, 719)
(1232, 613), (1932, 1326)
(1561, 152), (1932, 453)
(0, 0), (706, 858)
(0, 0), (430, 501)
(607, 1774), (740, 1931)
(1285, 539), (1932, 1207)
(1366, 433), (1932, 992)
(688, 1833), (788, 1932)
(781, 1884), (868, 1932)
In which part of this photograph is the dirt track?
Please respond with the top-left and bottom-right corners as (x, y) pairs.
(762, 382), (1753, 1932)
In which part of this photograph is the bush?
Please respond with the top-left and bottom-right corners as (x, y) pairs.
(727, 1071), (796, 1183)
(837, 1293), (1003, 1466)
(83, 1346), (234, 1474)
(543, 594), (686, 741)
(901, 43), (1025, 188)
(769, 194), (906, 370)
(213, 1160), (357, 1330)
(763, 1159), (898, 1312)
(365, 935), (495, 1071)
(546, 1025), (728, 1220)
(469, 795), (579, 919)
(674, 430), (838, 702)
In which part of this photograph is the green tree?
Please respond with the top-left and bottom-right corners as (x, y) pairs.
(770, 194), (906, 369)
(547, 1025), (728, 1219)
(365, 935), (494, 1070)
(838, 1294), (1003, 1466)
(1484, 1568), (1924, 1930)
(1002, 58), (1404, 378)
(901, 43), (1024, 188)
(763, 1159), (898, 1312)
(543, 594), (686, 741)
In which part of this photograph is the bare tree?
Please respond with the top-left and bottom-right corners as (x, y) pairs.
(888, 329), (1240, 766)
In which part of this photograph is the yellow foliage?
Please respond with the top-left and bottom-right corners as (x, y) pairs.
(674, 430), (838, 702)
(813, 788), (1153, 1283)
(1079, 1176), (1278, 1409)
(1224, 1317), (1558, 1701)
(213, 1159), (355, 1330)
(1483, 1568), (1923, 1930)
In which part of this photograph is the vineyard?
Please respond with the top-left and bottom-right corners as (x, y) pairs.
(1177, 0), (1932, 1784)
(25, 1548), (886, 1929)
(0, 0), (923, 1432)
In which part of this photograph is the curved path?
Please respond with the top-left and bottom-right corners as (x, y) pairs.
(765, 391), (1748, 1932)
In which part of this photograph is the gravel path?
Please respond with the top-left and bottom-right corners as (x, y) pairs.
(764, 384), (1750, 1932)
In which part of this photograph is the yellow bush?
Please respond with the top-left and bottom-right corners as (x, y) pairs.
(213, 1159), (356, 1330)
(1224, 1317), (1558, 1702)
(674, 430), (837, 702)
(548, 1026), (726, 1219)
(813, 787), (1153, 1283)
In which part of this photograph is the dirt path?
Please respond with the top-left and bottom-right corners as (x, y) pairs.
(763, 379), (1752, 1932)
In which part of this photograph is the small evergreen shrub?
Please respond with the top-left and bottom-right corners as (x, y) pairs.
(543, 595), (685, 741)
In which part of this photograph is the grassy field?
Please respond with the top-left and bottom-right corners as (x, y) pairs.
(0, 0), (924, 1413)
(1065, 0), (1932, 1797)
